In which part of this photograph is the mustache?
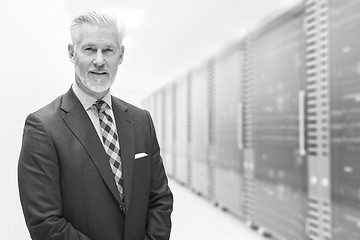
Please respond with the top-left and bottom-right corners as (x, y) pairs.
(88, 69), (109, 74)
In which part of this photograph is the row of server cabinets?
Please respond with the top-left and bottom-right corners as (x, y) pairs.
(142, 0), (360, 239)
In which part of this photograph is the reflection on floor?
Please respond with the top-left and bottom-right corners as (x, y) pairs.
(169, 179), (266, 240)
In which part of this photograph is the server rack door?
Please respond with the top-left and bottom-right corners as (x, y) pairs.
(175, 77), (189, 185)
(213, 42), (244, 218)
(253, 6), (306, 240)
(189, 63), (211, 198)
(330, 0), (360, 239)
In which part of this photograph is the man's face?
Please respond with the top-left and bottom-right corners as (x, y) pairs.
(68, 23), (124, 96)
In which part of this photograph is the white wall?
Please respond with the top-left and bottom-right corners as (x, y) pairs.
(1, 0), (72, 239)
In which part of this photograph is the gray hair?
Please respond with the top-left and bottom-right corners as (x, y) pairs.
(70, 9), (126, 46)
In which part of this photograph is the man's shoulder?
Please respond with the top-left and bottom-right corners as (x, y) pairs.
(112, 96), (146, 115)
(29, 93), (66, 121)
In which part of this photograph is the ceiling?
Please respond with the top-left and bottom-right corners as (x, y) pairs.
(66, 0), (295, 105)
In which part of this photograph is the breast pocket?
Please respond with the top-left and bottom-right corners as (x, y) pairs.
(134, 155), (151, 169)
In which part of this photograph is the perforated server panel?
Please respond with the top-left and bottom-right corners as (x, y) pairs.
(304, 1), (332, 239)
(208, 59), (216, 200)
(252, 3), (307, 240)
(329, 0), (360, 239)
(242, 34), (257, 227)
(212, 41), (244, 218)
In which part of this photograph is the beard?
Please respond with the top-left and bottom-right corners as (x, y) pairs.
(79, 71), (115, 93)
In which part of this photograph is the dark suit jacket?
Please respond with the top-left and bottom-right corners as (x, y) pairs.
(18, 88), (173, 240)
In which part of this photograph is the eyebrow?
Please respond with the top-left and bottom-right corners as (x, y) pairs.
(82, 43), (117, 48)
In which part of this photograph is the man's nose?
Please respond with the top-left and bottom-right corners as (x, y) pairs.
(93, 51), (105, 67)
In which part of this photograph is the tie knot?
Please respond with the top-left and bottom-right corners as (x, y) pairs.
(94, 100), (108, 113)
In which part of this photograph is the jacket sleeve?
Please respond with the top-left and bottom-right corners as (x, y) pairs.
(18, 113), (91, 240)
(144, 110), (174, 240)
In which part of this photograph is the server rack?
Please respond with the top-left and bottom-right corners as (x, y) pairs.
(141, 1), (360, 239)
(189, 62), (212, 198)
(212, 41), (244, 218)
(163, 83), (176, 177)
(329, 0), (360, 239)
(174, 75), (190, 185)
(252, 3), (307, 239)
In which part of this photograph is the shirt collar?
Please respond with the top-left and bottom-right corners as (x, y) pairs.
(72, 81), (112, 111)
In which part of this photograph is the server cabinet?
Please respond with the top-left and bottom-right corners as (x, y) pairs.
(163, 84), (176, 177)
(174, 76), (190, 185)
(252, 3), (307, 240)
(189, 62), (212, 198)
(329, 0), (360, 239)
(212, 42), (244, 218)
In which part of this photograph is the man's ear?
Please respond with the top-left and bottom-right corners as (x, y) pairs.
(118, 45), (125, 65)
(68, 44), (75, 63)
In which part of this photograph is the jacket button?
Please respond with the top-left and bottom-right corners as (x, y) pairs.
(119, 205), (125, 212)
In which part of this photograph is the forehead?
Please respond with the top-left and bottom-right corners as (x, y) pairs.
(77, 23), (119, 46)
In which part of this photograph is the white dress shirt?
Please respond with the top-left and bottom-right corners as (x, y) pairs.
(71, 82), (118, 148)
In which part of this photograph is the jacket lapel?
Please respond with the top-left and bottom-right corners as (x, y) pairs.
(111, 96), (135, 213)
(60, 89), (123, 207)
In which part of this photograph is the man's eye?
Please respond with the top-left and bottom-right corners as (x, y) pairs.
(103, 49), (114, 53)
(84, 47), (96, 52)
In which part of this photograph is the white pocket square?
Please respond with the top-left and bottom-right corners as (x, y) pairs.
(135, 153), (148, 159)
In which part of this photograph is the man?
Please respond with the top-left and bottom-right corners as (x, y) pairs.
(18, 9), (173, 240)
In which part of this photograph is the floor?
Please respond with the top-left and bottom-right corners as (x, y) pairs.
(168, 179), (266, 240)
